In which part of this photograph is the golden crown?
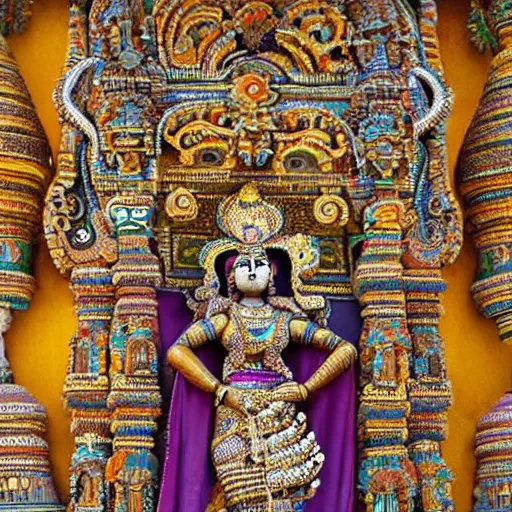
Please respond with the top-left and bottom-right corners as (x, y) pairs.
(216, 183), (284, 245)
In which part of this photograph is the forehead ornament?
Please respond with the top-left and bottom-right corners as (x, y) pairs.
(217, 183), (284, 246)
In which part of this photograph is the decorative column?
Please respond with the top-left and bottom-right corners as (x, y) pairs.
(460, 0), (512, 342)
(0, 35), (50, 312)
(0, 4), (63, 511)
(65, 267), (115, 512)
(106, 197), (162, 512)
(460, 4), (512, 511)
(405, 269), (454, 512)
(355, 201), (417, 512)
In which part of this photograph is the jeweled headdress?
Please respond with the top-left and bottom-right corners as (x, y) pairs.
(216, 183), (284, 246)
(197, 183), (324, 312)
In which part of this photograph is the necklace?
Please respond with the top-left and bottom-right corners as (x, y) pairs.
(240, 297), (266, 308)
(231, 303), (283, 356)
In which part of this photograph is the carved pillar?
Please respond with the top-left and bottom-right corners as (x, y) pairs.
(405, 269), (454, 512)
(0, 8), (63, 512)
(105, 197), (162, 511)
(355, 201), (417, 512)
(66, 267), (114, 512)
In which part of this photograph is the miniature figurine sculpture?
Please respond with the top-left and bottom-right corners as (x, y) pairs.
(460, 0), (512, 342)
(0, 2), (63, 511)
(473, 393), (512, 512)
(166, 184), (357, 511)
(46, 0), (461, 511)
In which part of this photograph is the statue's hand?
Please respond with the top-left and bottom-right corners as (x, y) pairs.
(224, 388), (246, 414)
(272, 382), (308, 403)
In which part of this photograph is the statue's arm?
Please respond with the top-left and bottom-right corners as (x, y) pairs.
(290, 318), (347, 350)
(176, 315), (229, 349)
(167, 314), (229, 394)
(289, 318), (357, 396)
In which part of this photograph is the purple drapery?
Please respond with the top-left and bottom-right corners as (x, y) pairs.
(156, 291), (360, 512)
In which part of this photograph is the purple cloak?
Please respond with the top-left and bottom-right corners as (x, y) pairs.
(156, 291), (360, 512)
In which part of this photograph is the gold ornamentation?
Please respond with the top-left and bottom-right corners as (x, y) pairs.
(313, 194), (349, 227)
(165, 187), (199, 222)
(167, 184), (356, 511)
(217, 183), (284, 245)
(196, 185), (325, 312)
(231, 73), (273, 106)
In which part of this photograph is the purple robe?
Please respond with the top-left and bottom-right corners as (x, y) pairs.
(156, 291), (360, 512)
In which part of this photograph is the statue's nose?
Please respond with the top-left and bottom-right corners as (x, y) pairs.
(249, 274), (256, 281)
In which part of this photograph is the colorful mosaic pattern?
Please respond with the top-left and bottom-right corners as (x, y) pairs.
(0, 385), (64, 512)
(460, 0), (512, 343)
(45, 1), (462, 511)
(0, 6), (62, 512)
(473, 393), (512, 512)
(0, 32), (50, 312)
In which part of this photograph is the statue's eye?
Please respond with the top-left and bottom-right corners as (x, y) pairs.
(283, 151), (319, 172)
(73, 227), (92, 245)
(197, 148), (225, 166)
(115, 209), (129, 222)
(132, 208), (148, 219)
(255, 259), (269, 268)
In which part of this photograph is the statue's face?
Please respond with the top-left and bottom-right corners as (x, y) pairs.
(233, 253), (271, 297)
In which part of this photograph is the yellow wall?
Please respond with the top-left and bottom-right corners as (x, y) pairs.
(4, 0), (512, 509)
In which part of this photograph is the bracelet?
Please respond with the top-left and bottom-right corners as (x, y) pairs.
(298, 384), (309, 402)
(214, 385), (229, 407)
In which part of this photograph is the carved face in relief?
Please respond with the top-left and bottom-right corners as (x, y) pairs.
(109, 204), (153, 232)
(233, 252), (272, 297)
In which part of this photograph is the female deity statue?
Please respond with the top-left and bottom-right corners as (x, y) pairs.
(163, 184), (357, 512)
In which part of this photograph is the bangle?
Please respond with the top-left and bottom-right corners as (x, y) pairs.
(214, 385), (228, 407)
(299, 384), (309, 402)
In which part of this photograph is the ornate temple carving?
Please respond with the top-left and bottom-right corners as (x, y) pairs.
(460, 0), (512, 342)
(460, 2), (512, 510)
(473, 393), (512, 512)
(0, 2), (63, 511)
(45, 1), (462, 510)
